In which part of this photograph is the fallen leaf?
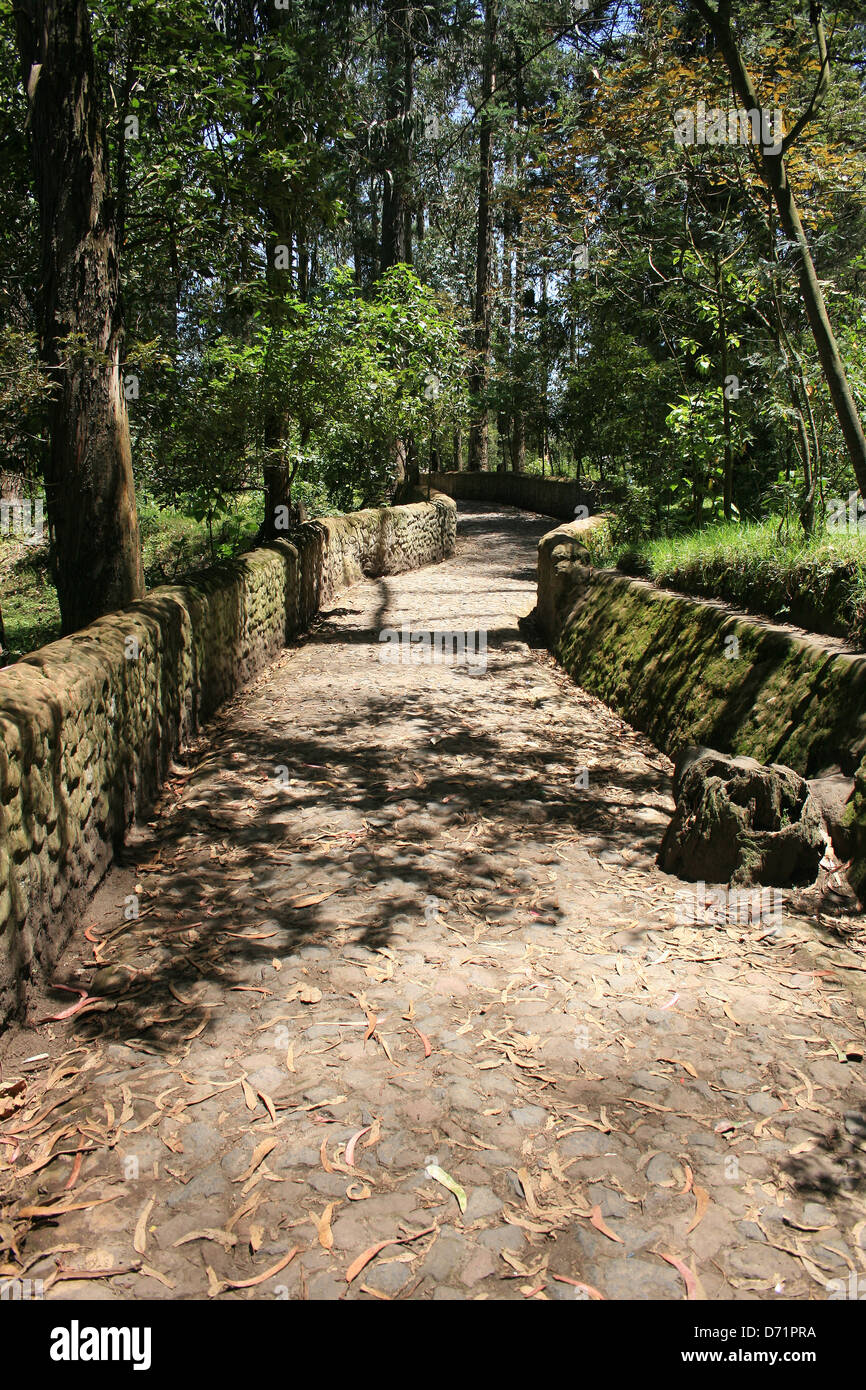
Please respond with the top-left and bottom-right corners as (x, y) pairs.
(18, 1193), (121, 1219)
(140, 1265), (175, 1290)
(316, 1202), (337, 1250)
(133, 1197), (155, 1255)
(258, 1090), (277, 1124)
(233, 1139), (277, 1183)
(657, 1251), (705, 1300)
(345, 1226), (435, 1284)
(517, 1167), (541, 1216)
(207, 1248), (299, 1297)
(659, 1056), (699, 1080)
(686, 1185), (709, 1234)
(425, 1164), (467, 1214)
(345, 1127), (371, 1167)
(173, 1229), (238, 1252)
(589, 1205), (623, 1244)
(64, 1150), (85, 1191)
(287, 890), (340, 909)
(552, 1273), (605, 1300)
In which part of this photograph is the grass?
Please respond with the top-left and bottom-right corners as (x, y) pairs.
(0, 488), (330, 666)
(138, 498), (261, 586)
(0, 537), (61, 662)
(1, 476), (347, 664)
(584, 516), (866, 649)
(0, 503), (262, 665)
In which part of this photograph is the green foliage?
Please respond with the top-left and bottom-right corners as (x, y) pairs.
(2, 0), (866, 658)
(594, 517), (866, 650)
(139, 264), (469, 515)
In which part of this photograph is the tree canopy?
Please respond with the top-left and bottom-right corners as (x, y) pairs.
(1, 0), (865, 632)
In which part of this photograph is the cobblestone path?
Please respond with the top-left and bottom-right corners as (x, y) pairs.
(2, 503), (865, 1302)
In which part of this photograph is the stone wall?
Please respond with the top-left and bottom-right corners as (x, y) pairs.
(0, 496), (456, 1022)
(427, 470), (607, 520)
(537, 517), (866, 902)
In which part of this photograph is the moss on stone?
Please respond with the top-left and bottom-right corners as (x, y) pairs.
(538, 520), (866, 903)
(0, 496), (456, 1024)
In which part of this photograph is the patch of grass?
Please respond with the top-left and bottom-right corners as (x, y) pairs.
(0, 538), (61, 663)
(1, 487), (347, 665)
(586, 517), (866, 649)
(138, 498), (261, 586)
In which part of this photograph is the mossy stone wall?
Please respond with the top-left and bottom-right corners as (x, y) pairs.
(0, 497), (456, 1021)
(537, 519), (866, 903)
(427, 470), (605, 520)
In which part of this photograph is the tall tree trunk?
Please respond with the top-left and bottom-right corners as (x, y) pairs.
(467, 0), (497, 472)
(15, 0), (144, 635)
(381, 0), (413, 271)
(261, 236), (295, 540)
(512, 207), (526, 473)
(380, 0), (415, 494)
(693, 0), (866, 499)
(715, 250), (734, 521)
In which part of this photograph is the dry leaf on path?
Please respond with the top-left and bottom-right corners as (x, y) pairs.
(345, 1226), (436, 1284)
(233, 1139), (277, 1183)
(589, 1205), (623, 1244)
(287, 890), (340, 909)
(552, 1274), (605, 1300)
(316, 1202), (337, 1250)
(207, 1248), (299, 1297)
(173, 1229), (238, 1252)
(345, 1127), (370, 1167)
(659, 1056), (699, 1079)
(657, 1251), (706, 1300)
(425, 1164), (467, 1214)
(133, 1197), (155, 1255)
(686, 1186), (710, 1234)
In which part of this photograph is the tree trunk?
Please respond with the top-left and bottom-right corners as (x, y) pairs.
(380, 0), (414, 270)
(512, 204), (526, 473)
(15, 0), (144, 635)
(467, 0), (497, 472)
(715, 251), (734, 521)
(380, 1), (415, 496)
(694, 0), (866, 499)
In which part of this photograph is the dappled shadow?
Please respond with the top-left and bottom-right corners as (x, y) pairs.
(58, 676), (672, 1054)
(782, 1112), (866, 1199)
(43, 502), (671, 1057)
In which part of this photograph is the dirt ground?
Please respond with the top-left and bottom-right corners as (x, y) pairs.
(1, 502), (865, 1302)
